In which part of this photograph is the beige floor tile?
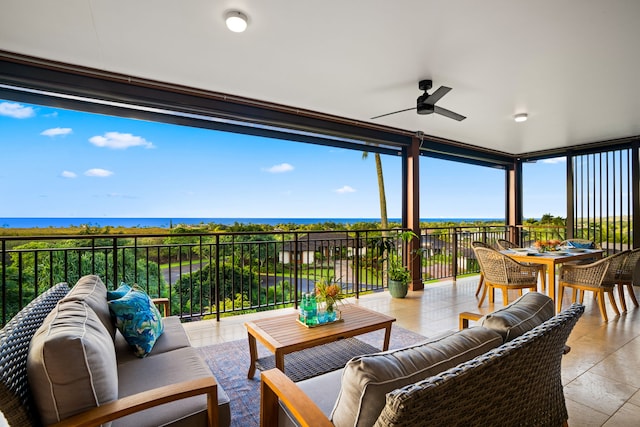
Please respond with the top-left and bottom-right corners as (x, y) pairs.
(564, 371), (638, 416)
(565, 398), (611, 427)
(628, 389), (640, 406)
(602, 402), (640, 427)
(589, 341), (640, 388)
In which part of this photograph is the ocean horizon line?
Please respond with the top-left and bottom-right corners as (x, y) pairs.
(0, 217), (504, 229)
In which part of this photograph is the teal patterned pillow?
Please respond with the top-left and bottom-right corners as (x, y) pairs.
(107, 282), (132, 301)
(108, 289), (164, 357)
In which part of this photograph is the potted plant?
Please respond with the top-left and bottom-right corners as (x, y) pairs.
(386, 230), (419, 298)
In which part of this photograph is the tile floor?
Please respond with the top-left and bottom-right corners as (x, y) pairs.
(183, 275), (640, 426)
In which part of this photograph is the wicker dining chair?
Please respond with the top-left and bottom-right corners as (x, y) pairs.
(496, 239), (520, 251)
(474, 247), (544, 307)
(471, 241), (491, 297)
(616, 248), (640, 312)
(558, 251), (629, 321)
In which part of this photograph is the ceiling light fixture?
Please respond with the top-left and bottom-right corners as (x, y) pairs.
(225, 11), (248, 33)
(514, 113), (528, 123)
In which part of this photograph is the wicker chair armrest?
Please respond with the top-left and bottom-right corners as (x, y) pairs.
(559, 259), (609, 287)
(261, 368), (333, 427)
(49, 377), (218, 427)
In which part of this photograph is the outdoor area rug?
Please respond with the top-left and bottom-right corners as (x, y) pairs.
(196, 324), (428, 427)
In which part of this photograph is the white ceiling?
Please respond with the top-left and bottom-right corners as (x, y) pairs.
(2, 0), (640, 155)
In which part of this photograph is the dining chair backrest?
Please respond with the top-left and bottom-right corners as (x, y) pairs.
(601, 251), (630, 286)
(619, 248), (640, 281)
(475, 246), (542, 284)
(497, 239), (519, 251)
(471, 241), (491, 249)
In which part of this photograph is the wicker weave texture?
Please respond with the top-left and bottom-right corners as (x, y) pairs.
(560, 251), (628, 289)
(374, 303), (585, 427)
(496, 239), (519, 250)
(475, 247), (542, 286)
(619, 248), (640, 282)
(0, 282), (70, 426)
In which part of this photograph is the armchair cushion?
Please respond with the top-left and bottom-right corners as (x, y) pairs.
(62, 274), (116, 339)
(480, 292), (554, 342)
(27, 299), (118, 426)
(330, 327), (503, 427)
(108, 289), (164, 358)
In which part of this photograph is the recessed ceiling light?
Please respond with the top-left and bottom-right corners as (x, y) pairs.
(225, 11), (248, 33)
(514, 113), (528, 123)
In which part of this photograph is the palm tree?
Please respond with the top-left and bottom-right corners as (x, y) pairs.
(362, 152), (388, 230)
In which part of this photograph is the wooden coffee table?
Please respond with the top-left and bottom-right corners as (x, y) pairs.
(244, 304), (396, 378)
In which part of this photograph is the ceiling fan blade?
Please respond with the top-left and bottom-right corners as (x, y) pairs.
(370, 107), (414, 120)
(434, 106), (466, 121)
(424, 86), (451, 104)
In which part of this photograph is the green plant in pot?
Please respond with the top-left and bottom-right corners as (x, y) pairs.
(386, 230), (419, 298)
(388, 259), (411, 298)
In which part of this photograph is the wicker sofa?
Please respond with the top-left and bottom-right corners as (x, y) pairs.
(262, 292), (585, 427)
(0, 275), (230, 427)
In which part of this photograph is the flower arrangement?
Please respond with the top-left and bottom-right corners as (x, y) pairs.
(315, 276), (344, 314)
(533, 239), (562, 252)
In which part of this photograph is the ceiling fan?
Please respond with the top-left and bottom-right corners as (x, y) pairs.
(371, 80), (466, 121)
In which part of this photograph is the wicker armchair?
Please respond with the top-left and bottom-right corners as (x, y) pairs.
(496, 239), (520, 251)
(558, 251), (629, 321)
(471, 241), (491, 297)
(474, 247), (545, 307)
(616, 248), (640, 312)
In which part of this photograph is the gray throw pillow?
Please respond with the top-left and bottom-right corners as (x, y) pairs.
(480, 291), (554, 342)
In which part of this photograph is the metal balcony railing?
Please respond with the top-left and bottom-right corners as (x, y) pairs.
(3, 223), (616, 326)
(1, 229), (410, 325)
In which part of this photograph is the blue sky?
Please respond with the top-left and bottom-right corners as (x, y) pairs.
(0, 99), (566, 220)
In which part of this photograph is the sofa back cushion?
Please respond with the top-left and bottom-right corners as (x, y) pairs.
(480, 292), (554, 342)
(330, 327), (503, 427)
(62, 275), (116, 340)
(27, 298), (118, 426)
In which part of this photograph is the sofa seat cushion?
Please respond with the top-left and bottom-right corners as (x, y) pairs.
(480, 292), (554, 342)
(331, 327), (503, 427)
(114, 347), (231, 427)
(108, 288), (164, 357)
(115, 316), (191, 363)
(62, 274), (116, 339)
(27, 299), (118, 426)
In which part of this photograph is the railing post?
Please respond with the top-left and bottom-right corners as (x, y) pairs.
(452, 228), (459, 282)
(112, 238), (118, 286)
(354, 231), (360, 298)
(215, 234), (220, 322)
(1, 239), (5, 325)
(293, 233), (299, 309)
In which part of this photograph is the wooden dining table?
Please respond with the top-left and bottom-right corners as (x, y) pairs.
(503, 249), (604, 310)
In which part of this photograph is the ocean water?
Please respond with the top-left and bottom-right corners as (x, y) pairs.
(0, 217), (501, 229)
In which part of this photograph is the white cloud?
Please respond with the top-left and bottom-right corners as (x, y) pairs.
(0, 102), (35, 119)
(61, 171), (77, 179)
(542, 157), (566, 164)
(84, 168), (114, 177)
(264, 163), (294, 173)
(41, 127), (72, 137)
(89, 132), (154, 149)
(335, 185), (356, 194)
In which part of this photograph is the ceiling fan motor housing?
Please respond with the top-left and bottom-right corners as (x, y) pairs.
(417, 92), (434, 115)
(418, 79), (433, 91)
